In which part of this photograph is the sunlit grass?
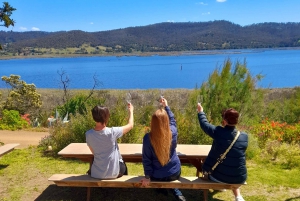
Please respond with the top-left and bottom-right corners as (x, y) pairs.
(0, 147), (300, 201)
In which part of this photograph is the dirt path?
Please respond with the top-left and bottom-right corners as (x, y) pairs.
(0, 130), (49, 148)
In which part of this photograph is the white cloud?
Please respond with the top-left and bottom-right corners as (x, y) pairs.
(202, 12), (211, 15)
(19, 26), (27, 31)
(31, 27), (40, 31)
(90, 22), (94, 25)
(196, 2), (208, 5)
(216, 0), (226, 2)
(167, 20), (175, 22)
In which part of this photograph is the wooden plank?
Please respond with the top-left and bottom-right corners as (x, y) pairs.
(58, 143), (211, 157)
(48, 174), (244, 190)
(58, 143), (211, 165)
(0, 143), (19, 157)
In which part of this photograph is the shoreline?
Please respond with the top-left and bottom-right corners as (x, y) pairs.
(1, 47), (300, 60)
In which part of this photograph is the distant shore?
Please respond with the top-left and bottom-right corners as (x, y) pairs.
(1, 47), (300, 60)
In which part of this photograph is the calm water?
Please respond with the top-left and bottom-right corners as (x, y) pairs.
(0, 48), (299, 89)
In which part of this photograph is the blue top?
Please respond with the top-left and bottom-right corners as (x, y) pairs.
(142, 106), (181, 178)
(198, 112), (248, 184)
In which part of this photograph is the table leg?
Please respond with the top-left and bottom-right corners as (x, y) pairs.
(187, 158), (203, 175)
(86, 187), (91, 201)
(203, 189), (208, 201)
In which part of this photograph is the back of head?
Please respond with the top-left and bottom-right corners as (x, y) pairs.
(150, 109), (171, 166)
(222, 108), (239, 125)
(91, 106), (110, 124)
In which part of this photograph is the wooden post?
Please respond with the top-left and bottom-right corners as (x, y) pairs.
(203, 189), (208, 201)
(86, 187), (91, 201)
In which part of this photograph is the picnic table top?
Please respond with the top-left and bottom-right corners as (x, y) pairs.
(58, 143), (211, 158)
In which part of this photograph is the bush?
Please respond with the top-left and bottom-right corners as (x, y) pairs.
(245, 132), (261, 160)
(257, 141), (300, 169)
(249, 118), (300, 148)
(264, 87), (300, 124)
(0, 109), (29, 130)
(41, 112), (95, 153)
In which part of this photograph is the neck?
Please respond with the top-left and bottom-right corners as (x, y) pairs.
(94, 122), (106, 131)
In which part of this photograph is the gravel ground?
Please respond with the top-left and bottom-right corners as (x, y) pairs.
(0, 130), (49, 148)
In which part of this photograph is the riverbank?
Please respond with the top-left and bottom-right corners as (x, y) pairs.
(1, 47), (300, 60)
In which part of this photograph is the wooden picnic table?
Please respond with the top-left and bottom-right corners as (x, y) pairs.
(58, 143), (211, 175)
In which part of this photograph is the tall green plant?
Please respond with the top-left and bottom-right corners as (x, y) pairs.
(195, 58), (263, 124)
(181, 58), (264, 144)
(56, 93), (106, 118)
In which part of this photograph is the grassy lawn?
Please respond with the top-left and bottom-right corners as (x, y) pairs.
(0, 147), (300, 201)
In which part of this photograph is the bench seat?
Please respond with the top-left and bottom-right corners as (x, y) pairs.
(49, 174), (245, 201)
(0, 143), (19, 157)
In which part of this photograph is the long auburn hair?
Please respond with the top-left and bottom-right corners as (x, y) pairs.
(149, 109), (172, 166)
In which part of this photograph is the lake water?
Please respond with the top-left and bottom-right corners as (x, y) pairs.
(0, 48), (299, 89)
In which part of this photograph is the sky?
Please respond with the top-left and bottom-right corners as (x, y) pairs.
(1, 0), (300, 32)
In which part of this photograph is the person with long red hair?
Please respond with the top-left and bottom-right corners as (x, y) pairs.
(141, 97), (185, 201)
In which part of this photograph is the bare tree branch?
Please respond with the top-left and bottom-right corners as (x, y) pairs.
(85, 73), (102, 101)
(57, 68), (70, 103)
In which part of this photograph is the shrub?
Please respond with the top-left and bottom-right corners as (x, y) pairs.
(257, 141), (300, 169)
(264, 87), (300, 124)
(42, 112), (95, 153)
(245, 132), (261, 160)
(249, 118), (300, 148)
(0, 109), (29, 130)
(56, 93), (106, 118)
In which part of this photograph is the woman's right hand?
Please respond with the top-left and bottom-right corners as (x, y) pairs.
(160, 97), (168, 107)
(128, 103), (134, 113)
(197, 103), (203, 113)
(140, 177), (150, 187)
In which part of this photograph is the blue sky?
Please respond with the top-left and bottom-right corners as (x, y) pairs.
(1, 0), (300, 32)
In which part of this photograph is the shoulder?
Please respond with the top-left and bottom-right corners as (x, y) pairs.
(143, 133), (150, 143)
(103, 127), (122, 134)
(85, 129), (95, 136)
(239, 131), (248, 140)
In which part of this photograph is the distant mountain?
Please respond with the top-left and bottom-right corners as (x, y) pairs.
(1, 20), (300, 54)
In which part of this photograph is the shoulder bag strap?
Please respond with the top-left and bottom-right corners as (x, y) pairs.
(210, 131), (241, 172)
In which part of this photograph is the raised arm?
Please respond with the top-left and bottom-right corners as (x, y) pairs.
(122, 103), (134, 134)
(161, 98), (176, 127)
(197, 103), (216, 138)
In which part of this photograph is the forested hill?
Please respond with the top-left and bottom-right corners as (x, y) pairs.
(1, 20), (300, 55)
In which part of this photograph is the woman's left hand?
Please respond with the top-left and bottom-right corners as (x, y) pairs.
(140, 178), (151, 187)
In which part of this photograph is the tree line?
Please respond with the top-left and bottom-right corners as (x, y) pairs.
(1, 20), (300, 54)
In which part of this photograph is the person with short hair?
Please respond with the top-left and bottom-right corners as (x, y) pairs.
(197, 104), (248, 201)
(85, 103), (134, 179)
(141, 97), (186, 201)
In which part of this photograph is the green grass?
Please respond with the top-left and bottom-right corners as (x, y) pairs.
(0, 147), (300, 201)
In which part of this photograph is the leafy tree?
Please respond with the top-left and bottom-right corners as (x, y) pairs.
(0, 2), (16, 49)
(0, 75), (42, 115)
